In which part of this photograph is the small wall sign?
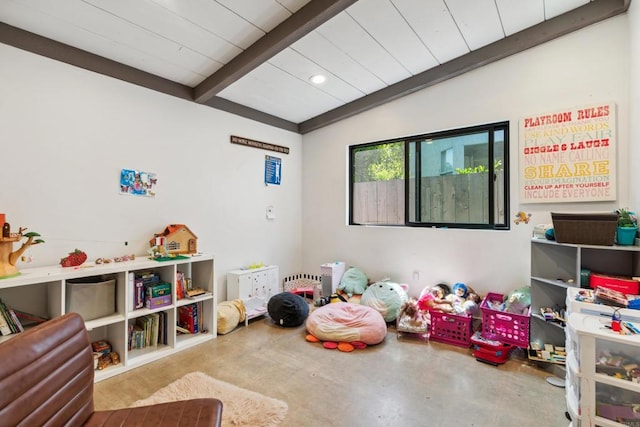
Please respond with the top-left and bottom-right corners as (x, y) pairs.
(265, 155), (282, 185)
(230, 135), (289, 154)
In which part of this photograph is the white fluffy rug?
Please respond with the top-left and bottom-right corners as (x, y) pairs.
(132, 371), (288, 427)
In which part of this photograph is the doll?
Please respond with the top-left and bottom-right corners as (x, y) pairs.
(417, 283), (453, 312)
(399, 297), (427, 328)
(463, 291), (482, 316)
(446, 282), (469, 314)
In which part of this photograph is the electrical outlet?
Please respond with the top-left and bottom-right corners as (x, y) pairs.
(413, 270), (420, 280)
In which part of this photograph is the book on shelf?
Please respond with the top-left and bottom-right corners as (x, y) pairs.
(129, 313), (161, 350)
(197, 301), (204, 332)
(0, 304), (12, 336)
(186, 291), (212, 301)
(176, 325), (192, 334)
(178, 303), (198, 334)
(13, 310), (48, 327)
(176, 271), (185, 300)
(186, 288), (207, 298)
(0, 298), (23, 335)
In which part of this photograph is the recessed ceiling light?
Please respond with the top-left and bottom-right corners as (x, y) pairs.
(309, 74), (326, 84)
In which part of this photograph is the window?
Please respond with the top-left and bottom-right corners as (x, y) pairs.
(349, 121), (509, 229)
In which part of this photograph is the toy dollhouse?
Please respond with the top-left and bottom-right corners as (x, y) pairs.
(150, 224), (197, 255)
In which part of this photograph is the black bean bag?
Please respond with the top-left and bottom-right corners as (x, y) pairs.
(268, 292), (309, 327)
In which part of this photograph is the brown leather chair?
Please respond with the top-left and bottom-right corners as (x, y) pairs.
(0, 312), (223, 426)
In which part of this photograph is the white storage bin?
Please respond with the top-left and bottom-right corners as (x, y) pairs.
(66, 276), (116, 321)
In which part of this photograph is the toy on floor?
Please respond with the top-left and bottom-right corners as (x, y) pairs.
(398, 298), (426, 328)
(360, 280), (408, 322)
(417, 283), (453, 313)
(397, 297), (428, 335)
(337, 267), (368, 297)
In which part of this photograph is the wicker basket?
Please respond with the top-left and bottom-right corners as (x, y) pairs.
(551, 212), (617, 246)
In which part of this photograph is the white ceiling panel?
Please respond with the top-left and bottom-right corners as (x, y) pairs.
(393, 0), (470, 64)
(496, 0), (545, 36)
(267, 48), (365, 102)
(84, 0), (242, 65)
(2, 0), (212, 85)
(219, 62), (344, 122)
(544, 0), (590, 19)
(275, 0), (309, 14)
(347, 0), (439, 75)
(0, 0), (626, 132)
(315, 11), (412, 85)
(445, 0), (505, 51)
(215, 0), (302, 32)
(291, 31), (386, 94)
(149, 0), (265, 51)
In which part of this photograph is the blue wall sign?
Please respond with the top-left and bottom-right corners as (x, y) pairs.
(265, 155), (282, 185)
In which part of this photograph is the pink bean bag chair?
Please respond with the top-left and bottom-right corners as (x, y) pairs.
(305, 302), (387, 345)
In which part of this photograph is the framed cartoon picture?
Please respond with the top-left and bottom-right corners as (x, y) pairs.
(119, 169), (157, 197)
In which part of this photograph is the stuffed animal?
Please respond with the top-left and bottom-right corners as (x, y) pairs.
(338, 267), (368, 297)
(361, 281), (408, 322)
(417, 283), (453, 313)
(504, 286), (531, 315)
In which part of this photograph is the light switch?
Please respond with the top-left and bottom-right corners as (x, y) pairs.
(266, 205), (275, 220)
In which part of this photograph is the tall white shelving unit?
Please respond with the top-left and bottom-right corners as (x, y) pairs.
(567, 312), (640, 426)
(0, 255), (216, 382)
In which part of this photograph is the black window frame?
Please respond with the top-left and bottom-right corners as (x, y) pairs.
(348, 121), (510, 230)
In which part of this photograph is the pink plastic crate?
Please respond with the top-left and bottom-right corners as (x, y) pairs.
(428, 309), (473, 348)
(480, 292), (530, 348)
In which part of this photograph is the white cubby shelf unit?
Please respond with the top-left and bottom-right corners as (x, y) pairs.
(0, 254), (216, 382)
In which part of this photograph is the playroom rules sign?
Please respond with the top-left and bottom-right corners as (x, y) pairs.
(519, 102), (616, 203)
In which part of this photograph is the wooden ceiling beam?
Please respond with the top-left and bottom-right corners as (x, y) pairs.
(193, 0), (358, 104)
(0, 22), (193, 101)
(298, 0), (630, 134)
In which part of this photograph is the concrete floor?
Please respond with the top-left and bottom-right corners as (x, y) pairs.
(94, 316), (570, 427)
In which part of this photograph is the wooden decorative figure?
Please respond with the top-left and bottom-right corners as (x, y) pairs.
(0, 219), (44, 279)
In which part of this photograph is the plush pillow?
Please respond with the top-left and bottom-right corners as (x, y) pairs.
(360, 281), (408, 322)
(337, 267), (368, 297)
(305, 302), (387, 345)
(268, 292), (309, 327)
(217, 299), (246, 334)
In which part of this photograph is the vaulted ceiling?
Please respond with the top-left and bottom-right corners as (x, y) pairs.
(0, 0), (630, 134)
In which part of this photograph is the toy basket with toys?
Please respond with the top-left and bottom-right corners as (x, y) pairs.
(428, 310), (473, 348)
(480, 292), (531, 348)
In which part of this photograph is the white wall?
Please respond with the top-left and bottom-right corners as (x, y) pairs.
(630, 1), (640, 209)
(0, 44), (303, 302)
(301, 16), (630, 298)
